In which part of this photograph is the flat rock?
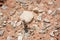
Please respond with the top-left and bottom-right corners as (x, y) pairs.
(20, 11), (34, 23)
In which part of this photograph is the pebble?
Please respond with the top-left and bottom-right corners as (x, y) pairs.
(1, 5), (8, 10)
(39, 30), (46, 34)
(48, 10), (52, 14)
(42, 22), (51, 30)
(33, 7), (44, 13)
(32, 24), (39, 30)
(9, 10), (15, 16)
(37, 16), (42, 21)
(50, 37), (54, 40)
(48, 1), (54, 5)
(42, 23), (46, 30)
(20, 11), (34, 23)
(16, 21), (22, 26)
(0, 16), (7, 21)
(0, 30), (4, 36)
(44, 18), (50, 23)
(18, 33), (23, 40)
(16, 0), (26, 3)
(10, 21), (17, 28)
(33, 7), (39, 13)
(53, 30), (58, 36)
(47, 10), (56, 15)
(7, 36), (12, 40)
(52, 10), (56, 16)
(39, 10), (44, 13)
(21, 3), (28, 9)
(37, 14), (42, 21)
(24, 33), (30, 38)
(57, 8), (60, 10)
(2, 23), (6, 27)
(0, 12), (3, 16)
(50, 31), (54, 36)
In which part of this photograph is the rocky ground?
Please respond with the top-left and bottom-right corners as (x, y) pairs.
(0, 0), (60, 40)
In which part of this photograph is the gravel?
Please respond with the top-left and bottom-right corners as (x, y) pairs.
(57, 8), (60, 10)
(0, 30), (4, 36)
(44, 18), (50, 23)
(18, 33), (23, 40)
(39, 29), (46, 34)
(0, 12), (3, 16)
(33, 7), (44, 13)
(0, 0), (59, 40)
(1, 5), (8, 10)
(50, 31), (54, 36)
(37, 14), (42, 21)
(50, 37), (54, 40)
(16, 21), (22, 26)
(10, 21), (17, 28)
(7, 36), (12, 40)
(48, 10), (52, 14)
(9, 10), (16, 16)
(16, 0), (26, 4)
(24, 33), (30, 38)
(32, 24), (39, 30)
(52, 10), (56, 16)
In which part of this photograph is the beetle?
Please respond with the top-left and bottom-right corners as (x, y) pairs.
(23, 20), (31, 33)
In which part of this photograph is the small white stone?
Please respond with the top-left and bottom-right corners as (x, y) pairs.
(1, 5), (8, 10)
(39, 30), (46, 34)
(50, 37), (54, 40)
(48, 1), (54, 5)
(37, 16), (41, 21)
(18, 36), (23, 40)
(52, 10), (56, 16)
(16, 0), (26, 3)
(32, 24), (39, 30)
(33, 7), (39, 11)
(7, 36), (12, 40)
(9, 10), (15, 16)
(48, 10), (52, 14)
(10, 21), (16, 28)
(16, 21), (22, 26)
(2, 23), (6, 27)
(54, 30), (58, 32)
(0, 30), (4, 36)
(44, 18), (50, 23)
(0, 12), (3, 16)
(7, 20), (11, 23)
(3, 21), (7, 23)
(50, 31), (54, 36)
(42, 23), (46, 29)
(37, 14), (42, 21)
(57, 8), (60, 10)
(20, 11), (34, 23)
(24, 33), (29, 38)
(33, 7), (44, 13)
(39, 10), (44, 12)
(40, 3), (44, 7)
(18, 33), (23, 40)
